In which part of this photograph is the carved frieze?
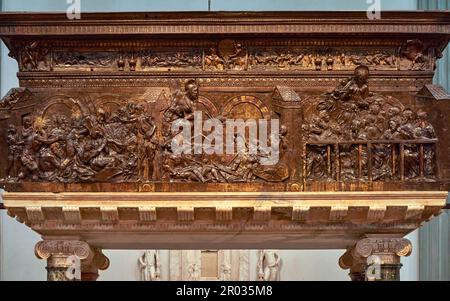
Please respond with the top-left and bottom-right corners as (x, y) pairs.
(248, 48), (398, 71)
(10, 39), (441, 73)
(140, 50), (202, 70)
(53, 51), (117, 70)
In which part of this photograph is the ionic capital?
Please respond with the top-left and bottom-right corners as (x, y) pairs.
(353, 237), (412, 259)
(35, 240), (91, 260)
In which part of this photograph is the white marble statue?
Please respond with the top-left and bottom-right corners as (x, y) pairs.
(138, 250), (161, 281)
(258, 250), (281, 281)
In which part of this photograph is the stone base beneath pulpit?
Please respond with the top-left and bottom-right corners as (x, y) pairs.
(2, 191), (446, 281)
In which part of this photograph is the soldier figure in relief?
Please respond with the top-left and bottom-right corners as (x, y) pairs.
(163, 79), (199, 124)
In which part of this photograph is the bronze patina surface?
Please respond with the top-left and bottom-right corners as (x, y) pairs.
(0, 12), (449, 193)
(0, 14), (449, 277)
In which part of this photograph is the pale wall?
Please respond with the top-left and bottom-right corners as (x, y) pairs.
(0, 0), (419, 281)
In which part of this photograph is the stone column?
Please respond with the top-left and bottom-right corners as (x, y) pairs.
(339, 249), (367, 281)
(81, 247), (110, 281)
(339, 237), (412, 281)
(35, 240), (108, 281)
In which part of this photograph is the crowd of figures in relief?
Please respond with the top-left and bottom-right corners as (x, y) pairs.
(3, 80), (289, 183)
(302, 65), (437, 182)
(17, 39), (438, 72)
(1, 63), (438, 184)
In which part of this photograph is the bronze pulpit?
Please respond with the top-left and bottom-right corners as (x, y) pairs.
(0, 12), (449, 281)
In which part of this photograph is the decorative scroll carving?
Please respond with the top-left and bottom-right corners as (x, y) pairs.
(35, 240), (91, 260)
(35, 240), (92, 281)
(25, 206), (44, 222)
(62, 206), (82, 223)
(354, 237), (412, 259)
(34, 240), (108, 281)
(81, 247), (110, 281)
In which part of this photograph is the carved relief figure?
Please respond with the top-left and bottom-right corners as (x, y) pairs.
(399, 39), (428, 70)
(53, 52), (115, 68)
(141, 50), (202, 69)
(258, 250), (281, 281)
(163, 79), (199, 124)
(138, 250), (161, 281)
(20, 41), (49, 71)
(415, 110), (436, 178)
(204, 48), (225, 70)
(305, 145), (330, 181)
(204, 40), (247, 71)
(339, 144), (358, 181)
(371, 144), (393, 181)
(6, 125), (22, 179)
(18, 115), (40, 180)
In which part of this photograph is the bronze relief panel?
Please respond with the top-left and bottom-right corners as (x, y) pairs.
(0, 12), (449, 192)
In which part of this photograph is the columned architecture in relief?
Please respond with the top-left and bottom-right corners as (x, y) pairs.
(0, 11), (449, 280)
